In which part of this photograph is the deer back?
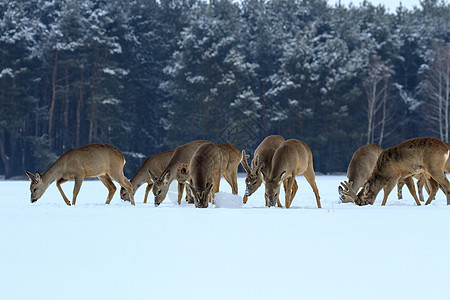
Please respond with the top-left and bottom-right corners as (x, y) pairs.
(374, 137), (448, 178)
(157, 140), (210, 183)
(130, 150), (174, 187)
(252, 135), (285, 177)
(268, 139), (311, 181)
(59, 144), (125, 178)
(218, 143), (240, 172)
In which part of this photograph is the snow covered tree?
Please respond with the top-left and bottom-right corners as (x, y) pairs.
(161, 0), (258, 150)
(364, 56), (394, 145)
(420, 43), (450, 142)
(0, 0), (43, 177)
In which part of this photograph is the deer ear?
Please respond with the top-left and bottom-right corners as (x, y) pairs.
(259, 162), (265, 172)
(35, 171), (42, 182)
(363, 183), (370, 195)
(338, 185), (344, 195)
(188, 184), (195, 194)
(205, 182), (213, 195)
(252, 154), (260, 169)
(25, 171), (35, 181)
(163, 171), (170, 184)
(148, 170), (158, 181)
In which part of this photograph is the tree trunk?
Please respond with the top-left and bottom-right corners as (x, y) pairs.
(0, 129), (10, 178)
(76, 71), (83, 147)
(48, 50), (59, 139)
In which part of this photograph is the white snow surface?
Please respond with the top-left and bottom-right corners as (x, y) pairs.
(1, 175), (450, 300)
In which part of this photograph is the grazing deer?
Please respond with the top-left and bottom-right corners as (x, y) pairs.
(150, 140), (210, 206)
(188, 142), (223, 208)
(120, 150), (187, 204)
(178, 143), (241, 203)
(241, 135), (291, 207)
(339, 143), (424, 204)
(263, 139), (321, 208)
(338, 144), (384, 203)
(217, 143), (241, 195)
(25, 144), (134, 205)
(341, 137), (450, 206)
(397, 142), (450, 202)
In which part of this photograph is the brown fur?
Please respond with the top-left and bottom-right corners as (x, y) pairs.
(120, 150), (183, 204)
(241, 135), (288, 206)
(264, 139), (321, 208)
(218, 143), (241, 195)
(188, 142), (223, 208)
(151, 140), (210, 206)
(339, 144), (384, 203)
(354, 137), (450, 206)
(25, 144), (134, 206)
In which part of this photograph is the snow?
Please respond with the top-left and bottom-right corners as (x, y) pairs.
(1, 175), (450, 299)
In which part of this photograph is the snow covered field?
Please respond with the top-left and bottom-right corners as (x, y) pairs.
(1, 175), (450, 300)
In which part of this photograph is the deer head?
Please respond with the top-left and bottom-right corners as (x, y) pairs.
(151, 170), (171, 206)
(264, 171), (286, 207)
(189, 183), (213, 208)
(241, 151), (265, 202)
(25, 171), (47, 203)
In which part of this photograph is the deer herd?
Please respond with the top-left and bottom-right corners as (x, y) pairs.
(25, 136), (450, 208)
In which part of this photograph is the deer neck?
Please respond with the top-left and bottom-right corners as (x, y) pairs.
(131, 165), (152, 191)
(41, 159), (64, 187)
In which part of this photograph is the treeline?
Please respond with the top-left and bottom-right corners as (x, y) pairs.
(0, 0), (449, 178)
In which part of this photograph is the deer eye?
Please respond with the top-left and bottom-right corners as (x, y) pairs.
(33, 188), (37, 192)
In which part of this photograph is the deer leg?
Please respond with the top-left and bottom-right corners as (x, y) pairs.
(380, 180), (397, 206)
(417, 174), (427, 202)
(403, 176), (421, 206)
(427, 169), (450, 205)
(424, 176), (433, 199)
(72, 176), (84, 206)
(143, 182), (153, 204)
(397, 180), (404, 200)
(227, 170), (239, 195)
(186, 181), (195, 204)
(303, 166), (321, 208)
(425, 177), (440, 205)
(222, 172), (233, 192)
(56, 178), (71, 206)
(284, 176), (295, 209)
(177, 182), (185, 205)
(212, 172), (221, 205)
(291, 179), (298, 200)
(99, 175), (117, 204)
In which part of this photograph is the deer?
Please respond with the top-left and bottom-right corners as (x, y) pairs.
(217, 143), (241, 195)
(120, 150), (189, 204)
(338, 144), (383, 203)
(177, 143), (241, 202)
(25, 144), (135, 206)
(180, 143), (241, 203)
(397, 142), (450, 202)
(263, 139), (321, 209)
(241, 135), (293, 207)
(149, 140), (210, 206)
(340, 137), (450, 206)
(339, 143), (427, 204)
(187, 142), (223, 208)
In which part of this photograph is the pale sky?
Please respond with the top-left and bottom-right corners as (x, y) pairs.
(329, 0), (423, 12)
